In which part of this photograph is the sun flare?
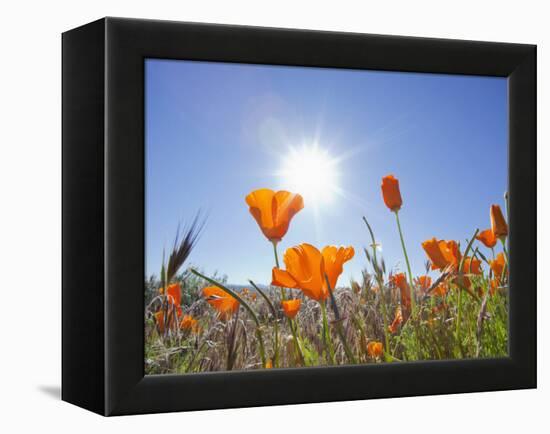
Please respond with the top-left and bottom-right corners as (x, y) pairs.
(278, 144), (339, 205)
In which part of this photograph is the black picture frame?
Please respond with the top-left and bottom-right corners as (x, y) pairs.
(62, 17), (536, 416)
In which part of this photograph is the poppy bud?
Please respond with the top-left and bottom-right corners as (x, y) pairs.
(381, 175), (402, 212)
(490, 204), (508, 240)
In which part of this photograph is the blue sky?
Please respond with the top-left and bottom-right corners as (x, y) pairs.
(145, 59), (507, 286)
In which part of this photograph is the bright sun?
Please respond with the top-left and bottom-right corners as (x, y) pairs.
(278, 144), (339, 205)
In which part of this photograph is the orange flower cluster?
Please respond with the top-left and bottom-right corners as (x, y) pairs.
(203, 188), (355, 328)
(420, 238), (483, 291)
(189, 178), (508, 369)
(476, 204), (508, 247)
(419, 202), (508, 299)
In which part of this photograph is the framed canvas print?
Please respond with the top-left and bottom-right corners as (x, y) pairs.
(62, 17), (536, 416)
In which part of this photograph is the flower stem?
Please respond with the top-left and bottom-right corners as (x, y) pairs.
(455, 284), (463, 343)
(325, 274), (356, 364)
(362, 216), (391, 360)
(320, 300), (336, 364)
(255, 328), (268, 368)
(394, 211), (417, 314)
(378, 288), (391, 361)
(249, 279), (280, 366)
(272, 240), (280, 268)
(190, 268), (267, 368)
(271, 240), (287, 300)
(289, 318), (306, 365)
(500, 238), (509, 266)
(454, 229), (479, 356)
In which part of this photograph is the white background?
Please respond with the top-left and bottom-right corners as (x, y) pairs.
(0, 0), (546, 432)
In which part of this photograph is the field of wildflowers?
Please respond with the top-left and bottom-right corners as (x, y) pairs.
(145, 175), (509, 374)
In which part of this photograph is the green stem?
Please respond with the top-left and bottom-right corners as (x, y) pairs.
(362, 216), (391, 360)
(320, 300), (336, 364)
(504, 191), (509, 225)
(499, 239), (508, 287)
(289, 318), (306, 365)
(255, 328), (267, 368)
(454, 229), (479, 356)
(378, 286), (391, 361)
(272, 240), (287, 300)
(362, 216), (379, 266)
(248, 280), (279, 366)
(272, 240), (280, 268)
(426, 324), (444, 360)
(226, 312), (239, 370)
(459, 229), (479, 271)
(270, 241), (300, 365)
(394, 211), (417, 314)
(324, 274), (356, 364)
(455, 286), (463, 344)
(191, 268), (267, 367)
(500, 238), (509, 266)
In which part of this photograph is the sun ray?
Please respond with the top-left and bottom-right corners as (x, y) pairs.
(277, 143), (340, 205)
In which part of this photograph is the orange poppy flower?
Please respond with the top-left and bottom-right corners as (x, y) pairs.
(432, 281), (448, 297)
(462, 257), (482, 275)
(160, 283), (183, 316)
(202, 286), (240, 320)
(272, 243), (354, 302)
(422, 238), (450, 270)
(421, 238), (461, 271)
(367, 341), (384, 358)
(381, 175), (402, 212)
(154, 310), (165, 333)
(388, 307), (403, 333)
(490, 253), (506, 281)
(439, 240), (461, 270)
(322, 245), (356, 291)
(390, 272), (411, 310)
(416, 275), (432, 293)
(154, 310), (174, 334)
(476, 229), (497, 248)
(281, 299), (301, 319)
(179, 314), (198, 332)
(265, 359), (273, 369)
(490, 204), (508, 240)
(245, 189), (304, 242)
